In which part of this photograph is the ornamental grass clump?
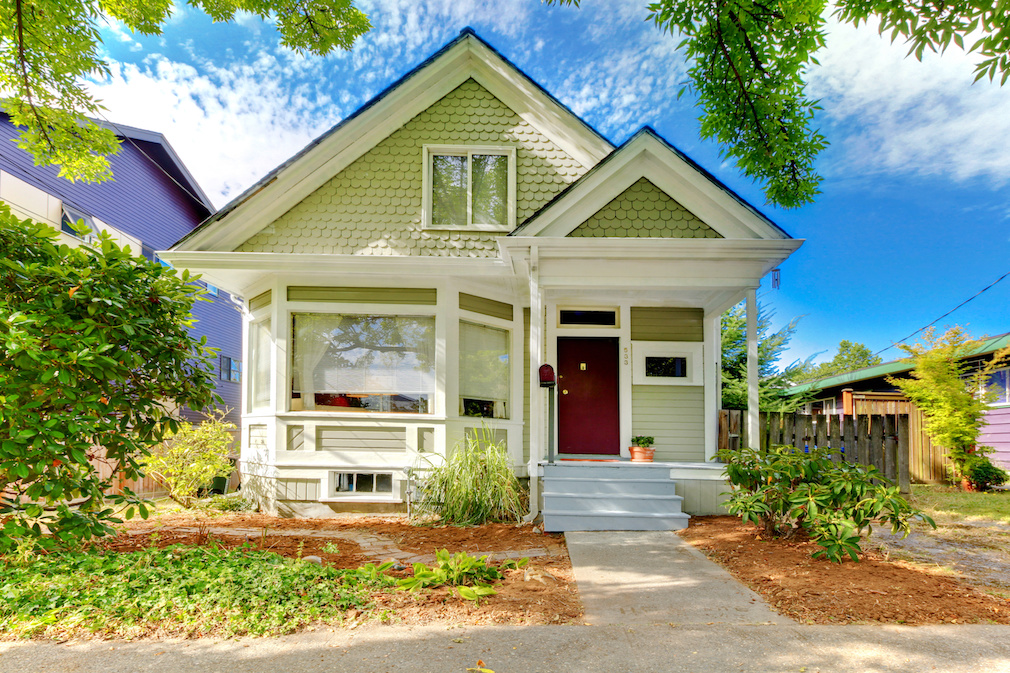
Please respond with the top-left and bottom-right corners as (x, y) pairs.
(412, 425), (526, 525)
(720, 444), (935, 563)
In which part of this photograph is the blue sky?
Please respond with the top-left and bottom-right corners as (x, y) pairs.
(89, 0), (1010, 370)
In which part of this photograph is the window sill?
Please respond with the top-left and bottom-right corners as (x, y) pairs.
(423, 223), (513, 233)
(320, 496), (402, 504)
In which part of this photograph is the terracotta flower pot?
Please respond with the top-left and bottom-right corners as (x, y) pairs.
(629, 446), (655, 462)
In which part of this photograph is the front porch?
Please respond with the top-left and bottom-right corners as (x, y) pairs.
(540, 459), (728, 532)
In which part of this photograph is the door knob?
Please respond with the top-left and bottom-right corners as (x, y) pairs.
(562, 389), (568, 395)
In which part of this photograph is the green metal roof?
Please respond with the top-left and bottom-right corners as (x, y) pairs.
(787, 332), (1010, 396)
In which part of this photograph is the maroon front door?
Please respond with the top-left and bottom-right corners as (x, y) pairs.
(557, 337), (620, 455)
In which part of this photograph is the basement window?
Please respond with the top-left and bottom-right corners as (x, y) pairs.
(331, 472), (393, 495)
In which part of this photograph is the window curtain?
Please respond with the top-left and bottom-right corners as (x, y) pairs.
(292, 314), (436, 408)
(250, 319), (272, 410)
(459, 321), (509, 418)
(292, 315), (332, 410)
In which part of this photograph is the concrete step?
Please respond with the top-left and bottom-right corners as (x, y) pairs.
(542, 463), (673, 480)
(543, 492), (684, 515)
(543, 476), (679, 496)
(543, 510), (690, 532)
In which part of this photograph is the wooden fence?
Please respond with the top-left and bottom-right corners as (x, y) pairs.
(718, 410), (918, 492)
(846, 392), (949, 484)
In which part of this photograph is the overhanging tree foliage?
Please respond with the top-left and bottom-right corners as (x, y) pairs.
(0, 205), (219, 549)
(0, 0), (370, 181)
(549, 0), (1010, 208)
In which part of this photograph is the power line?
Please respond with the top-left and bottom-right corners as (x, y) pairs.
(875, 271), (1010, 357)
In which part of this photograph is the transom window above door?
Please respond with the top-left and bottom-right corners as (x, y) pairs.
(423, 146), (515, 231)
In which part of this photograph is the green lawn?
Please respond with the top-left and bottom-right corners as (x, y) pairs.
(0, 544), (393, 639)
(908, 484), (1010, 525)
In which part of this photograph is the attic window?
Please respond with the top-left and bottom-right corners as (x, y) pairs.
(423, 145), (515, 231)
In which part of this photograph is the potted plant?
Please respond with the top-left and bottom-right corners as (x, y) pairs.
(629, 435), (655, 462)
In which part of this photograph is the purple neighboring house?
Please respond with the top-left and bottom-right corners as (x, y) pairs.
(0, 113), (242, 424)
(788, 333), (1010, 471)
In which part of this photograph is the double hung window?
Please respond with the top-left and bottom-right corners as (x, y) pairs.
(425, 146), (514, 230)
(459, 321), (510, 419)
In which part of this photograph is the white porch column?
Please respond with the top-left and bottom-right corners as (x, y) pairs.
(524, 245), (542, 522)
(703, 312), (721, 462)
(746, 289), (759, 448)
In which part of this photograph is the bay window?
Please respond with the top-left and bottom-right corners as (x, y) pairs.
(459, 321), (509, 419)
(291, 313), (435, 413)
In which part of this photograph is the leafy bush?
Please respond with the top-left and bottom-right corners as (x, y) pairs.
(397, 549), (527, 602)
(199, 492), (256, 513)
(142, 412), (236, 507)
(631, 435), (655, 447)
(0, 206), (218, 550)
(411, 425), (526, 525)
(0, 544), (391, 638)
(963, 453), (1009, 492)
(887, 326), (1010, 478)
(721, 445), (935, 563)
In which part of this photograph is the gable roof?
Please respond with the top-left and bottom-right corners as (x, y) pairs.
(0, 113), (214, 249)
(512, 127), (790, 240)
(788, 332), (1010, 395)
(173, 28), (614, 253)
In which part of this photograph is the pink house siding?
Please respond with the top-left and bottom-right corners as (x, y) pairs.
(980, 407), (1010, 470)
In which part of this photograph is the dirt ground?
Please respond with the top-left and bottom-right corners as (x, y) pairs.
(677, 516), (1010, 625)
(110, 510), (1010, 628)
(113, 513), (583, 626)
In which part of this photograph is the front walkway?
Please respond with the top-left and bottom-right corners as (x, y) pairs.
(565, 530), (789, 625)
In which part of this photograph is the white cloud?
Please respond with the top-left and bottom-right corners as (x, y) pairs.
(809, 19), (1010, 185)
(89, 56), (345, 207)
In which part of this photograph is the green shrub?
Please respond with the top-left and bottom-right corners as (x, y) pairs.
(396, 549), (527, 602)
(963, 453), (1009, 492)
(142, 412), (236, 507)
(0, 544), (391, 638)
(720, 445), (935, 563)
(631, 435), (655, 447)
(0, 207), (218, 549)
(199, 492), (256, 512)
(411, 425), (526, 525)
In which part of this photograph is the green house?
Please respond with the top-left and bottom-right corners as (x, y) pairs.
(166, 29), (802, 530)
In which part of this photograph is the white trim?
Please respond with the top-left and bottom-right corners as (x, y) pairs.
(746, 289), (759, 445)
(422, 145), (516, 231)
(174, 33), (611, 253)
(703, 312), (721, 462)
(632, 341), (704, 386)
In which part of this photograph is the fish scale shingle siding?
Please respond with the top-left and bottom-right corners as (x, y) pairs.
(568, 178), (721, 238)
(236, 79), (589, 256)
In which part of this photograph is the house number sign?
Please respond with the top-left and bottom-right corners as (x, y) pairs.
(623, 346), (630, 366)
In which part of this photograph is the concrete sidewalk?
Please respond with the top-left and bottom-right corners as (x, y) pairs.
(4, 624), (1010, 672)
(6, 530), (1010, 671)
(565, 530), (789, 625)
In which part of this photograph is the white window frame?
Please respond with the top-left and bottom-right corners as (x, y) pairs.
(632, 341), (703, 386)
(328, 471), (395, 498)
(987, 366), (1010, 407)
(422, 145), (516, 231)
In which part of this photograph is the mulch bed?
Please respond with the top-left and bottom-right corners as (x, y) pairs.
(110, 513), (582, 627)
(677, 516), (1010, 625)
